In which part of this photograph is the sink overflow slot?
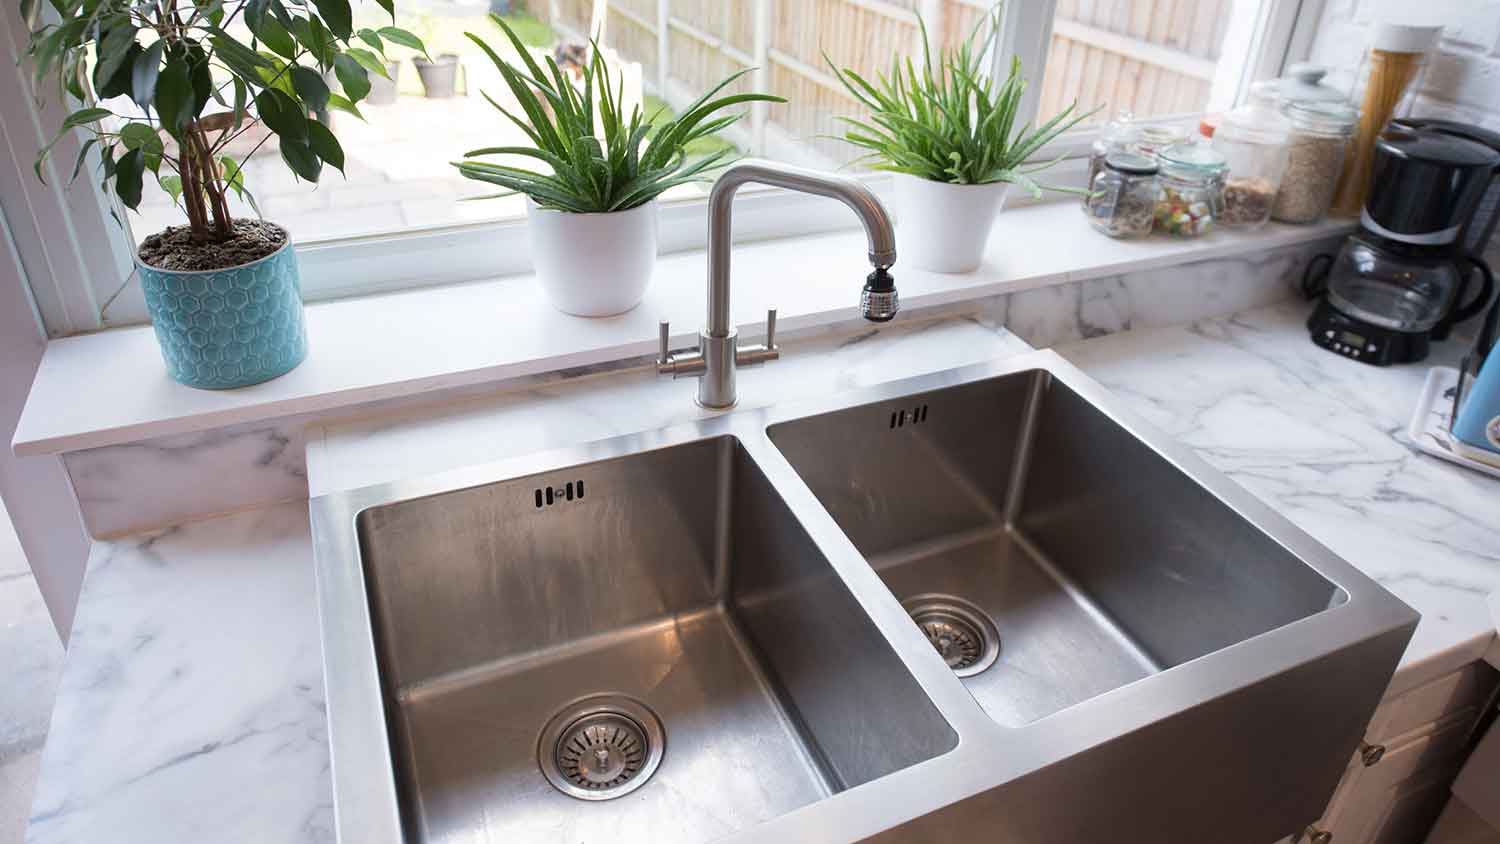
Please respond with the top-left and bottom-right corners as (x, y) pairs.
(534, 480), (586, 509)
(889, 404), (930, 429)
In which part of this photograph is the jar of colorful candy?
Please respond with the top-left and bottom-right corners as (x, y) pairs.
(1154, 143), (1227, 237)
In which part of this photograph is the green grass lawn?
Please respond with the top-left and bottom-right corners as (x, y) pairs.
(643, 94), (740, 158)
(397, 11), (556, 57)
(494, 12), (556, 48)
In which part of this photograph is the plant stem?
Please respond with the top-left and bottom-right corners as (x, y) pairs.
(192, 122), (233, 236)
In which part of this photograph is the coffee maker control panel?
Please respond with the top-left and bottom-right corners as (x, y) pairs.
(1307, 299), (1426, 367)
(1316, 327), (1379, 360)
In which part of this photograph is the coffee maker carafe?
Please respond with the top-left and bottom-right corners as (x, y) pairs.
(1307, 126), (1499, 365)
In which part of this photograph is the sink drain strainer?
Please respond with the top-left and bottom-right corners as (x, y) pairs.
(903, 594), (1000, 677)
(538, 695), (665, 801)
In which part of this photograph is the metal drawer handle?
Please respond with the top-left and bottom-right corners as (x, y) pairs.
(1304, 826), (1333, 844)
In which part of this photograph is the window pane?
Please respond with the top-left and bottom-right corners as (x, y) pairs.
(1036, 0), (1266, 128)
(128, 0), (999, 248)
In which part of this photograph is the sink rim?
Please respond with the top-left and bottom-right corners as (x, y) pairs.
(310, 348), (1418, 844)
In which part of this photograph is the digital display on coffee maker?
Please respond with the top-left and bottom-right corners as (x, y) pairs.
(1339, 331), (1367, 346)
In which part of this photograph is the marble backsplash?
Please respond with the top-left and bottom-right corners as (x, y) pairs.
(65, 236), (1341, 537)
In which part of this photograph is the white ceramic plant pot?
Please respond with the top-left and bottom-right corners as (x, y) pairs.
(527, 199), (658, 317)
(894, 173), (1010, 274)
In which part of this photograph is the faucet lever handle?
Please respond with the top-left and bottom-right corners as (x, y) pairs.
(765, 308), (777, 350)
(657, 320), (671, 364)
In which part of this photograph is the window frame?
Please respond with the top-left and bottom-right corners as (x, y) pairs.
(0, 0), (133, 337)
(1022, 0), (1325, 172)
(8, 0), (1320, 334)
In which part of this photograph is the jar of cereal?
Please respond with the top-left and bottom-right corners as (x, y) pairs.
(1272, 101), (1359, 223)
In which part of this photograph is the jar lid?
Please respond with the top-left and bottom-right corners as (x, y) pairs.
(1137, 124), (1188, 148)
(1369, 20), (1442, 54)
(1286, 100), (1360, 133)
(1100, 110), (1139, 142)
(1273, 63), (1348, 105)
(1219, 84), (1293, 144)
(1159, 142), (1227, 173)
(1104, 153), (1159, 176)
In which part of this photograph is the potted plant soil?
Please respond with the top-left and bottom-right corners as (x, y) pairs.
(414, 53), (462, 98)
(25, 0), (426, 388)
(454, 16), (782, 316)
(828, 11), (1096, 273)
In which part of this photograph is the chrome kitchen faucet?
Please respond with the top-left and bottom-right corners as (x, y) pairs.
(657, 160), (899, 409)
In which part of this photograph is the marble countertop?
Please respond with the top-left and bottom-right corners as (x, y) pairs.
(1058, 301), (1500, 692)
(24, 307), (1032, 844)
(25, 300), (1500, 843)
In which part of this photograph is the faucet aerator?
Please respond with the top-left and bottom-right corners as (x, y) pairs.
(861, 267), (899, 323)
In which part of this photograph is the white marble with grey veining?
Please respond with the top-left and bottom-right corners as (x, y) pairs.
(27, 296), (1500, 844)
(1058, 301), (1500, 692)
(63, 422), (309, 537)
(1002, 236), (1338, 348)
(23, 503), (331, 844)
(24, 308), (1038, 844)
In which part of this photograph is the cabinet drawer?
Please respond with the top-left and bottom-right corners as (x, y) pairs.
(1367, 665), (1498, 745)
(1311, 711), (1479, 844)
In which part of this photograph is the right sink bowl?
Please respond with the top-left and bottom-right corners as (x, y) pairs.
(768, 369), (1348, 728)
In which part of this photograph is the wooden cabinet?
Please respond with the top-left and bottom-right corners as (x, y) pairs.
(1296, 663), (1499, 844)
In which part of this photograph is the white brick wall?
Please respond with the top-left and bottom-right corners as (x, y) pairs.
(1307, 0), (1500, 131)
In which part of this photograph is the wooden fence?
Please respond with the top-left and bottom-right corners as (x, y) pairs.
(543, 0), (1232, 165)
(1038, 0), (1235, 126)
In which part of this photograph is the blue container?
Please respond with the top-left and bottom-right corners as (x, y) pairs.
(137, 236), (308, 389)
(1453, 348), (1500, 464)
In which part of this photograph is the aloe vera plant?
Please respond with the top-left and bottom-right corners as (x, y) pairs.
(454, 15), (784, 213)
(828, 9), (1098, 196)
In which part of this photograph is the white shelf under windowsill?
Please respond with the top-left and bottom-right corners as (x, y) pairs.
(12, 202), (1352, 456)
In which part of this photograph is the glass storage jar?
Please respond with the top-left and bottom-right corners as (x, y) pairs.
(1272, 101), (1359, 223)
(1085, 112), (1140, 208)
(1154, 143), (1227, 237)
(1212, 82), (1292, 228)
(1135, 124), (1188, 162)
(1330, 21), (1441, 216)
(1086, 153), (1160, 238)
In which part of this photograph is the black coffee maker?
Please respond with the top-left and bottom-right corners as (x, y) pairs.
(1306, 125), (1499, 365)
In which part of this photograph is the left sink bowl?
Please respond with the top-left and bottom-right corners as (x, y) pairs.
(313, 434), (956, 843)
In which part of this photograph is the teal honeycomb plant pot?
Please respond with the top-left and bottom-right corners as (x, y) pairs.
(137, 232), (308, 389)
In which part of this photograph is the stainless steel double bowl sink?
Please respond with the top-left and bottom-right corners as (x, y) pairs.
(311, 350), (1417, 844)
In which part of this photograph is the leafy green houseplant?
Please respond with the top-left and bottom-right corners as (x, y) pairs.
(453, 15), (782, 316)
(828, 10), (1097, 273)
(23, 0), (423, 387)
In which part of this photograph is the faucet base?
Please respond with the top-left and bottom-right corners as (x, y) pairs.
(697, 329), (738, 409)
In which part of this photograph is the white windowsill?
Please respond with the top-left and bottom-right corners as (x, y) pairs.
(12, 202), (1351, 456)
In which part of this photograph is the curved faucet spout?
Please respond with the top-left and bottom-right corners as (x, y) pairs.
(706, 160), (897, 336)
(658, 160), (900, 409)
